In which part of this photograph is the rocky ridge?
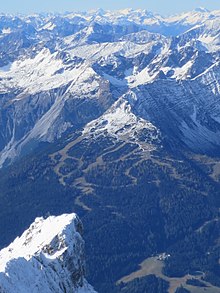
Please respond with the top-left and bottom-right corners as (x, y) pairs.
(0, 214), (96, 293)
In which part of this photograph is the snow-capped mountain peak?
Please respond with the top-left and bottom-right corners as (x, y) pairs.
(194, 7), (210, 13)
(83, 96), (160, 152)
(0, 214), (96, 293)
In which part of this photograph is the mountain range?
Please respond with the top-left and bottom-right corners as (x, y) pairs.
(0, 8), (219, 293)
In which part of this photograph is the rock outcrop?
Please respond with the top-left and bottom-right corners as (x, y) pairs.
(0, 214), (96, 293)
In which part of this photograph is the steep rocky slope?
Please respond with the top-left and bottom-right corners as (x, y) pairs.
(0, 213), (96, 293)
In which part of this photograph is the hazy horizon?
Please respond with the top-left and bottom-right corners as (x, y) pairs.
(0, 0), (220, 16)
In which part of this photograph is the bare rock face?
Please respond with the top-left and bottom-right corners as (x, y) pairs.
(0, 214), (97, 293)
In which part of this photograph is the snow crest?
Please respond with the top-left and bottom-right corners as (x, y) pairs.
(0, 214), (97, 293)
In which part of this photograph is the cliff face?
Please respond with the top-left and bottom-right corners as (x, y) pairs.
(0, 214), (96, 293)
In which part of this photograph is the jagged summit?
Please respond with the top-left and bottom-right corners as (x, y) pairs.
(0, 214), (96, 293)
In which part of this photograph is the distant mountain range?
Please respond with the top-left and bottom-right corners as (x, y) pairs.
(0, 8), (220, 166)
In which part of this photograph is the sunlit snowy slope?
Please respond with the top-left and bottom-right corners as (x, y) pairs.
(0, 214), (96, 293)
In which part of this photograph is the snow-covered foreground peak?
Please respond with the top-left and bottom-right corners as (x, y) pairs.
(0, 214), (97, 293)
(0, 214), (77, 270)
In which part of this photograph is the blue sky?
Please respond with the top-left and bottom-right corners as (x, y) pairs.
(1, 0), (220, 15)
